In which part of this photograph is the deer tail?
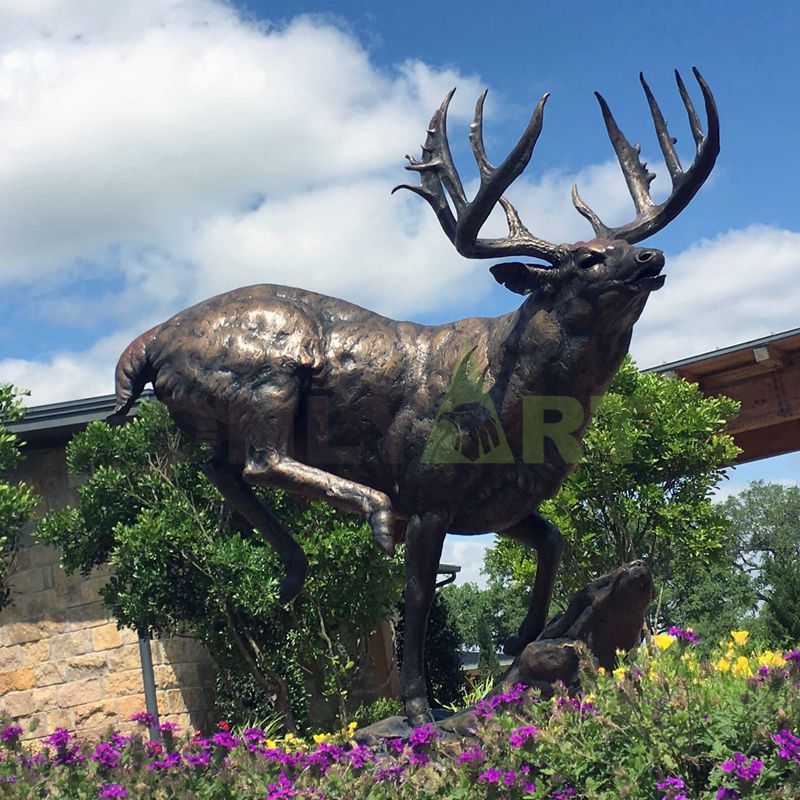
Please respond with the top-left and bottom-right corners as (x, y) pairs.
(107, 326), (160, 422)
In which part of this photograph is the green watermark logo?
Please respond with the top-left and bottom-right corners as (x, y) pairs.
(422, 347), (513, 464)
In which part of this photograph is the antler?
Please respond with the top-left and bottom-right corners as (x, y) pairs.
(572, 67), (719, 244)
(393, 89), (568, 266)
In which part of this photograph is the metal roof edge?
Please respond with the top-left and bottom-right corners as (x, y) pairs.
(642, 327), (800, 374)
(6, 390), (155, 434)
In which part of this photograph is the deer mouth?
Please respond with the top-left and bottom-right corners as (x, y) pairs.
(626, 254), (666, 292)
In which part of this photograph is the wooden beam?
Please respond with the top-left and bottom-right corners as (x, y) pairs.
(734, 419), (800, 464)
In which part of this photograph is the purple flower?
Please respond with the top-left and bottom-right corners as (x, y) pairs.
(473, 683), (529, 718)
(783, 649), (800, 663)
(509, 725), (538, 748)
(555, 696), (598, 716)
(265, 772), (297, 799)
(408, 750), (430, 767)
(306, 742), (344, 774)
(551, 789), (576, 799)
(91, 743), (122, 770)
(656, 777), (685, 790)
(211, 730), (240, 750)
(457, 746), (486, 765)
(129, 711), (155, 727)
(721, 752), (763, 781)
(242, 727), (265, 745)
(43, 728), (72, 749)
(409, 723), (439, 748)
(43, 728), (84, 766)
(158, 721), (180, 735)
(147, 751), (182, 770)
(773, 728), (800, 764)
(668, 626), (700, 644)
(109, 732), (130, 750)
(657, 775), (686, 800)
(479, 767), (503, 784)
(347, 744), (374, 768)
(98, 784), (127, 799)
(374, 763), (405, 782)
(1, 726), (23, 744)
(190, 735), (211, 751)
(716, 789), (741, 800)
(185, 751), (211, 766)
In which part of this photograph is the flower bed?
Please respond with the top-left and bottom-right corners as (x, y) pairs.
(1, 632), (798, 798)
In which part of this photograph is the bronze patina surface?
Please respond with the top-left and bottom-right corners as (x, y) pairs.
(112, 69), (718, 726)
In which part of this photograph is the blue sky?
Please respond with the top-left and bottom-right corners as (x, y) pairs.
(0, 1), (798, 583)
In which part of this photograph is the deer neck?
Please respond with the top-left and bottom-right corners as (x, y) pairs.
(487, 291), (642, 435)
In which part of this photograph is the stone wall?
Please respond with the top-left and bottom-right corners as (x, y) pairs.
(0, 446), (216, 741)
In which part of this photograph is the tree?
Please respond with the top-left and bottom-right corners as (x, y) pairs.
(0, 384), (38, 611)
(486, 357), (741, 623)
(720, 480), (800, 646)
(439, 578), (527, 654)
(37, 401), (403, 731)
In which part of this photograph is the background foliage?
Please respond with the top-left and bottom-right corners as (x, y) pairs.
(0, 384), (38, 611)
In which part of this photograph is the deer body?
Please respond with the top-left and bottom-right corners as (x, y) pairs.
(114, 69), (718, 726)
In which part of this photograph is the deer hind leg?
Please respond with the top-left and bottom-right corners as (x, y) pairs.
(202, 452), (308, 604)
(401, 511), (448, 727)
(499, 511), (564, 656)
(242, 447), (397, 556)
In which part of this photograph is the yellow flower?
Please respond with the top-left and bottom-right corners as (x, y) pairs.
(347, 721), (358, 736)
(313, 733), (329, 745)
(732, 655), (752, 678)
(730, 630), (750, 647)
(283, 732), (306, 750)
(652, 633), (675, 652)
(715, 657), (731, 673)
(266, 739), (278, 750)
(583, 693), (596, 704)
(680, 654), (699, 673)
(597, 667), (606, 676)
(613, 666), (627, 681)
(758, 650), (785, 669)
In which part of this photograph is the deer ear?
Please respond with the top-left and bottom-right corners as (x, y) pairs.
(490, 262), (549, 295)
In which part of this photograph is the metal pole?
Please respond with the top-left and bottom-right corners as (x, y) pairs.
(137, 631), (161, 741)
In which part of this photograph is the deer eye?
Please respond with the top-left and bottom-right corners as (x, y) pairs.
(577, 252), (605, 270)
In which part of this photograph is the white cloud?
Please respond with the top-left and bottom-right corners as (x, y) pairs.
(631, 225), (800, 368)
(0, 329), (136, 402)
(0, 10), (483, 286)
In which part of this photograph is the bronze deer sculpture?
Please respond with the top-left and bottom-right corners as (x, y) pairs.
(112, 68), (718, 726)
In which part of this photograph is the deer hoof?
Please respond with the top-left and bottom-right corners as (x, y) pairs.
(369, 508), (396, 557)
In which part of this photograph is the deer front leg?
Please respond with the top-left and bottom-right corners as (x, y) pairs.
(499, 511), (564, 656)
(243, 446), (396, 556)
(202, 453), (308, 604)
(401, 511), (448, 728)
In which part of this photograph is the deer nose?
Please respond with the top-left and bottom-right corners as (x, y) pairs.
(636, 250), (656, 263)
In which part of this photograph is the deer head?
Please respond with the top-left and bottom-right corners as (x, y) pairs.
(394, 68), (718, 323)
